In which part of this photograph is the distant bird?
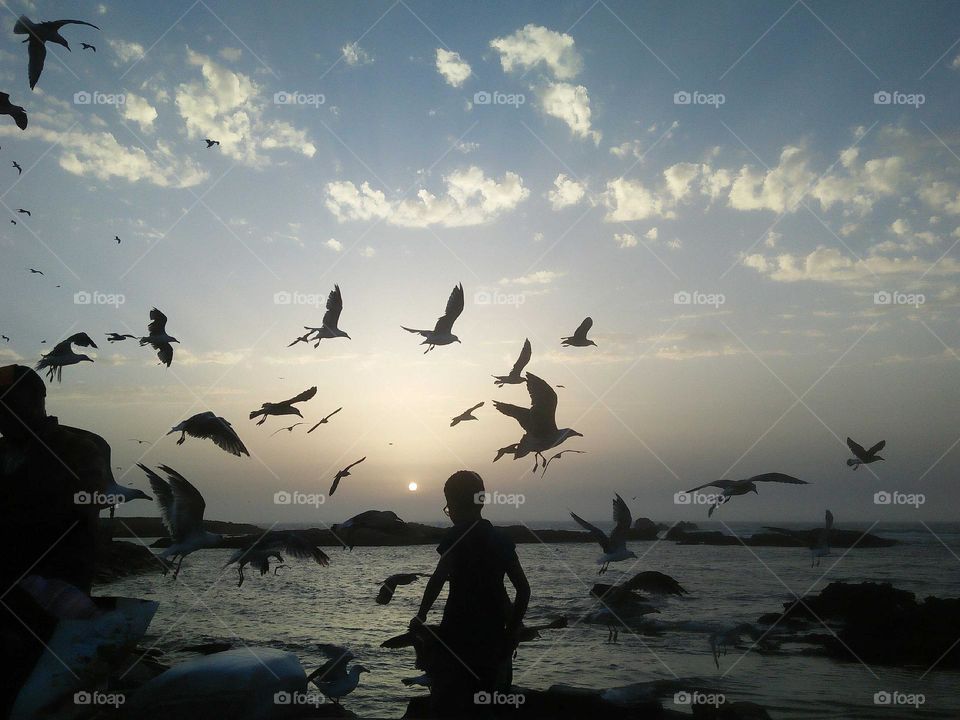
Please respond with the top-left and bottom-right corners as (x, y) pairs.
(493, 372), (583, 470)
(846, 437), (885, 470)
(105, 332), (135, 343)
(139, 307), (179, 366)
(16, 208), (30, 216)
(329, 457), (366, 497)
(139, 463), (221, 579)
(168, 411), (249, 457)
(35, 332), (97, 382)
(376, 573), (428, 605)
(249, 386), (317, 425)
(1, 335), (8, 342)
(562, 317), (597, 347)
(80, 42), (95, 51)
(129, 438), (150, 445)
(204, 138), (219, 148)
(402, 282), (464, 353)
(493, 338), (531, 387)
(224, 531), (330, 587)
(28, 268), (42, 274)
(289, 284), (351, 347)
(115, 235), (121, 244)
(11, 161), (21, 175)
(685, 472), (809, 517)
(307, 407), (342, 433)
(10, 220), (16, 225)
(307, 645), (368, 705)
(450, 401), (483, 427)
(0, 93), (27, 129)
(571, 494), (637, 574)
(269, 422), (304, 437)
(541, 449), (587, 476)
(13, 15), (101, 89)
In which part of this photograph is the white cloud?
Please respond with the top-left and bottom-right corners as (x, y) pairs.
(601, 178), (668, 222)
(499, 270), (564, 285)
(219, 47), (242, 62)
(435, 48), (471, 87)
(538, 82), (600, 143)
(614, 232), (637, 248)
(547, 173), (586, 209)
(108, 39), (144, 66)
(325, 238), (343, 252)
(120, 92), (157, 132)
(728, 146), (815, 213)
(645, 227), (658, 241)
(489, 24), (582, 79)
(342, 42), (373, 66)
(663, 162), (700, 201)
(360, 246), (376, 258)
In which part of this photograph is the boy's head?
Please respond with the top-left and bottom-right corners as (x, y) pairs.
(444, 470), (485, 521)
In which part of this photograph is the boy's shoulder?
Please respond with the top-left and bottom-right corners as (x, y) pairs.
(437, 519), (516, 560)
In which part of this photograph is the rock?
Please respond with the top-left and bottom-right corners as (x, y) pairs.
(631, 517), (660, 540)
(107, 517), (263, 538)
(94, 540), (161, 584)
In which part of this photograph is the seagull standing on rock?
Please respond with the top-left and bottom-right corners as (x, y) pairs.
(35, 332), (97, 382)
(402, 283), (464, 353)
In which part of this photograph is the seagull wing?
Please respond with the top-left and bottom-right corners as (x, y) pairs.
(466, 401), (484, 414)
(188, 412), (249, 456)
(574, 317), (593, 341)
(282, 386), (318, 406)
(846, 437), (867, 461)
(569, 511), (609, 551)
(67, 332), (98, 349)
(324, 407), (343, 422)
(262, 531), (330, 566)
(376, 584), (395, 605)
(748, 472), (807, 484)
(138, 464), (180, 539)
(156, 342), (173, 367)
(609, 494), (632, 549)
(510, 338), (532, 376)
(147, 307), (168, 336)
(685, 479), (736, 493)
(158, 464), (208, 537)
(433, 283), (464, 335)
(492, 401), (532, 432)
(525, 373), (559, 437)
(866, 440), (886, 456)
(49, 19), (101, 31)
(322, 285), (343, 329)
(48, 337), (75, 356)
(310, 644), (354, 684)
(329, 472), (344, 496)
(345, 456), (366, 472)
(26, 37), (46, 89)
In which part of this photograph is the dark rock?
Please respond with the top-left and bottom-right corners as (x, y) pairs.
(94, 540), (161, 584)
(631, 517), (659, 540)
(106, 517), (263, 538)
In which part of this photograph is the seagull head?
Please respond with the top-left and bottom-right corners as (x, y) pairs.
(78, 354), (94, 363)
(52, 35), (71, 51)
(452, 334), (461, 344)
(561, 428), (583, 440)
(353, 664), (369, 675)
(748, 483), (759, 494)
(125, 487), (153, 502)
(170, 336), (180, 343)
(874, 455), (885, 462)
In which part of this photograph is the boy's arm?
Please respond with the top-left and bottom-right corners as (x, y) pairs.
(412, 553), (451, 624)
(504, 556), (530, 636)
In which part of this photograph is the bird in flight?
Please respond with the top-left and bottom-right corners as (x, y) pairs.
(307, 644), (368, 706)
(329, 457), (366, 496)
(450, 402), (483, 427)
(224, 531), (330, 587)
(13, 15), (101, 89)
(168, 411), (249, 457)
(307, 407), (343, 433)
(129, 438), (151, 445)
(570, 494), (637, 574)
(28, 268), (43, 274)
(493, 372), (583, 471)
(376, 573), (428, 605)
(289, 284), (351, 347)
(80, 42), (95, 51)
(16, 208), (30, 216)
(105, 332), (136, 343)
(250, 386), (317, 425)
(402, 282), (464, 353)
(562, 317), (597, 347)
(270, 422), (304, 437)
(493, 338), (531, 388)
(204, 138), (220, 148)
(1, 335), (9, 342)
(139, 307), (179, 367)
(115, 235), (121, 244)
(0, 93), (27, 130)
(846, 438), (885, 470)
(9, 220), (16, 225)
(541, 449), (587, 476)
(35, 332), (97, 382)
(12, 161), (22, 175)
(684, 472), (809, 517)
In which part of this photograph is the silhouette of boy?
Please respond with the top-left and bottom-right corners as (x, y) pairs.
(411, 470), (530, 717)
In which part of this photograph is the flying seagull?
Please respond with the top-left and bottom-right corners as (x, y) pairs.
(269, 422), (304, 437)
(168, 411), (249, 457)
(541, 449), (587, 476)
(0, 93), (27, 129)
(562, 317), (597, 347)
(10, 220), (16, 225)
(685, 472), (809, 517)
(1, 335), (9, 342)
(846, 437), (885, 470)
(16, 208), (30, 216)
(105, 332), (136, 343)
(450, 402), (483, 427)
(80, 42), (95, 51)
(307, 645), (368, 706)
(224, 531), (330, 587)
(493, 338), (531, 387)
(114, 235), (121, 244)
(139, 307), (179, 367)
(249, 386), (317, 425)
(13, 15), (101, 89)
(307, 407), (342, 433)
(100, 480), (152, 520)
(35, 332), (97, 382)
(376, 573), (428, 605)
(204, 138), (219, 148)
(28, 268), (43, 275)
(139, 463), (221, 579)
(402, 282), (464, 353)
(329, 457), (366, 496)
(128, 438), (150, 445)
(493, 372), (583, 470)
(570, 494), (637, 574)
(11, 161), (22, 175)
(289, 285), (351, 348)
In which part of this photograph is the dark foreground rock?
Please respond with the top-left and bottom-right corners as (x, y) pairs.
(758, 581), (960, 669)
(94, 539), (160, 583)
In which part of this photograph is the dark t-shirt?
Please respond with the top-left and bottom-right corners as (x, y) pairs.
(437, 519), (516, 666)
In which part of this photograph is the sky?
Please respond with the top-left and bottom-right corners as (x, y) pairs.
(1, 0), (959, 526)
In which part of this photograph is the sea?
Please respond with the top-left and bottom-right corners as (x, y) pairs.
(102, 521), (960, 719)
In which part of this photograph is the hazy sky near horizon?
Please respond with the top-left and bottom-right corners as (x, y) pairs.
(2, 0), (959, 526)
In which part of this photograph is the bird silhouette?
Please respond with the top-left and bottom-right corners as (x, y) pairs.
(450, 402), (483, 427)
(106, 332), (136, 343)
(685, 473), (809, 517)
(204, 138), (220, 148)
(329, 457), (366, 496)
(139, 307), (178, 366)
(168, 411), (249, 457)
(570, 494), (637, 574)
(402, 283), (464, 353)
(12, 161), (22, 175)
(493, 338), (531, 387)
(289, 285), (351, 347)
(270, 422), (305, 437)
(80, 42), (95, 51)
(0, 93), (27, 129)
(114, 235), (121, 244)
(250, 386), (317, 425)
(28, 268), (43, 274)
(13, 15), (101, 89)
(16, 208), (30, 216)
(307, 407), (343, 433)
(846, 438), (885, 470)
(35, 332), (97, 382)
(562, 317), (597, 347)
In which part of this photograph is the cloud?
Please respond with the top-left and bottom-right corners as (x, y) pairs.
(325, 238), (343, 252)
(489, 24), (581, 79)
(108, 38), (145, 66)
(538, 82), (600, 143)
(727, 146), (815, 213)
(120, 92), (158, 132)
(663, 162), (701, 201)
(219, 47), (242, 62)
(342, 42), (373, 66)
(360, 246), (376, 258)
(435, 48), (471, 87)
(499, 270), (564, 286)
(601, 178), (668, 222)
(547, 173), (586, 209)
(614, 232), (637, 248)
(325, 166), (529, 228)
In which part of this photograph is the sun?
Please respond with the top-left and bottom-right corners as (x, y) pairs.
(408, 481), (418, 492)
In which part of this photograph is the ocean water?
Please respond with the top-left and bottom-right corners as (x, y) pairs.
(103, 522), (960, 719)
